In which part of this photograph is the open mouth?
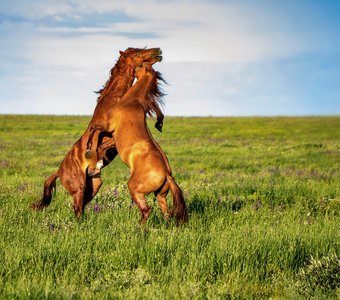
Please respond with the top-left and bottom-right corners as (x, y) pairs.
(155, 55), (162, 62)
(154, 49), (162, 62)
(145, 49), (162, 65)
(148, 55), (162, 64)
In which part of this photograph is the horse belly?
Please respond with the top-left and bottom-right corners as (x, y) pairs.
(133, 149), (167, 178)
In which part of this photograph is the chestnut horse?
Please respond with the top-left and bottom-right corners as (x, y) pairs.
(30, 48), (163, 217)
(86, 63), (188, 224)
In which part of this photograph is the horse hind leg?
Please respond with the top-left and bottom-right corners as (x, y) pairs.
(131, 192), (151, 224)
(128, 180), (151, 224)
(155, 193), (170, 222)
(71, 190), (85, 217)
(155, 181), (170, 221)
(91, 177), (103, 199)
(82, 175), (103, 209)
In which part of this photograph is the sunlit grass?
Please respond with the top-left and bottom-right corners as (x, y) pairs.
(0, 115), (339, 299)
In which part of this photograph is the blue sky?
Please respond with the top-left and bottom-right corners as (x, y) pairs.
(0, 0), (339, 116)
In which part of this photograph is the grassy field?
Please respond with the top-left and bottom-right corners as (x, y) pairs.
(0, 115), (339, 299)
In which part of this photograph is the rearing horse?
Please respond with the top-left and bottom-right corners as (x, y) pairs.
(86, 63), (188, 224)
(85, 49), (164, 168)
(31, 48), (163, 217)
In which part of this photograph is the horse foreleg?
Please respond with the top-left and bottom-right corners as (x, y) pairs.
(85, 124), (108, 159)
(88, 136), (116, 177)
(98, 137), (115, 153)
(85, 128), (96, 159)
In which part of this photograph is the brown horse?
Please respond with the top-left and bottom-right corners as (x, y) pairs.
(85, 57), (164, 170)
(30, 48), (163, 217)
(87, 63), (188, 224)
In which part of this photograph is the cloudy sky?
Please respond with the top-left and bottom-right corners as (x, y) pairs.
(0, 0), (339, 116)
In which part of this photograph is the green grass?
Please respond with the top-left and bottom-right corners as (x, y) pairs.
(0, 115), (339, 299)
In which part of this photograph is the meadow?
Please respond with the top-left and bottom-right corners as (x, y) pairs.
(0, 115), (339, 299)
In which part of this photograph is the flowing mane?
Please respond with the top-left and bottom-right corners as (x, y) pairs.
(141, 72), (166, 118)
(96, 47), (152, 102)
(96, 57), (133, 102)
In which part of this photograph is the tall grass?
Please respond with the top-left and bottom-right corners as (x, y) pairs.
(0, 115), (339, 299)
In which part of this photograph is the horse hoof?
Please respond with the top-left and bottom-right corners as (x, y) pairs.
(88, 168), (101, 178)
(85, 149), (93, 159)
(155, 122), (163, 132)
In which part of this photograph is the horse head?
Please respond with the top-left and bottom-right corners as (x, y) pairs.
(135, 62), (155, 78)
(119, 47), (162, 69)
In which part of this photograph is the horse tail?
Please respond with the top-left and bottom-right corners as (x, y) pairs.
(30, 172), (59, 211)
(167, 175), (188, 224)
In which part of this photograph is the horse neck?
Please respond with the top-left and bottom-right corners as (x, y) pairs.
(98, 61), (135, 102)
(123, 74), (153, 106)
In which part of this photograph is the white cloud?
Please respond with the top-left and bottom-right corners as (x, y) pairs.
(0, 0), (339, 115)
(2, 0), (322, 63)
